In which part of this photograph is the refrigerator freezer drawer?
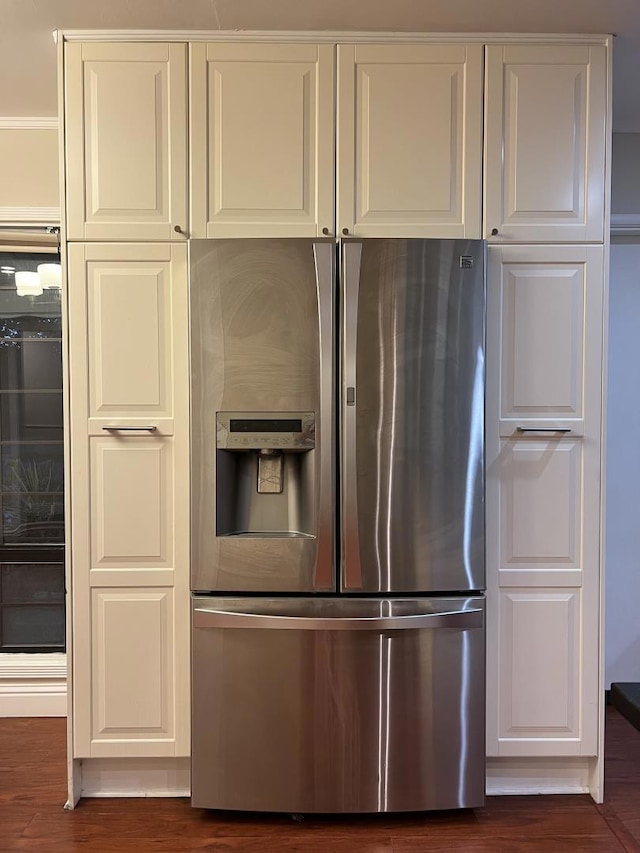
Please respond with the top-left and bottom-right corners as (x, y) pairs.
(191, 596), (485, 813)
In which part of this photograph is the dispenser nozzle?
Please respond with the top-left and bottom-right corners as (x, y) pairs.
(257, 449), (283, 494)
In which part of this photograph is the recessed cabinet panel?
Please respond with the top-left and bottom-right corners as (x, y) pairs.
(489, 245), (604, 433)
(90, 438), (172, 570)
(338, 44), (483, 237)
(494, 590), (588, 755)
(85, 588), (176, 757)
(65, 43), (187, 241)
(484, 45), (606, 242)
(502, 262), (584, 419)
(87, 261), (172, 417)
(190, 43), (335, 237)
(500, 439), (582, 569)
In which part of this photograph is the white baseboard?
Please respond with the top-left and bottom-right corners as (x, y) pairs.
(0, 653), (67, 717)
(486, 756), (593, 796)
(74, 755), (597, 802)
(79, 757), (191, 798)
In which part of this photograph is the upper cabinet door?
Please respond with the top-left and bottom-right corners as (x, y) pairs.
(484, 45), (607, 243)
(65, 43), (188, 241)
(337, 44), (483, 238)
(190, 43), (335, 238)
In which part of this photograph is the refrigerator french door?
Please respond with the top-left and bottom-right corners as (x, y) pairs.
(190, 238), (486, 813)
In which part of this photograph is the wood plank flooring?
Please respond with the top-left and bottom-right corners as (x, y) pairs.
(0, 706), (638, 851)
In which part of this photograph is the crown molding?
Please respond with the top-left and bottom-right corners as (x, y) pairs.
(55, 29), (612, 46)
(0, 117), (58, 130)
(610, 212), (640, 235)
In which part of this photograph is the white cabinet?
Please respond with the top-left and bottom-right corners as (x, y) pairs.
(190, 41), (483, 238)
(495, 589), (586, 755)
(67, 242), (189, 758)
(60, 33), (610, 796)
(491, 244), (604, 437)
(337, 43), (483, 237)
(88, 588), (179, 758)
(484, 45), (607, 243)
(190, 43), (335, 238)
(65, 43), (188, 241)
(486, 244), (603, 756)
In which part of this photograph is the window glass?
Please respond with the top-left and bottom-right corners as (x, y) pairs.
(0, 393), (63, 442)
(0, 250), (65, 652)
(1, 563), (64, 602)
(2, 604), (65, 648)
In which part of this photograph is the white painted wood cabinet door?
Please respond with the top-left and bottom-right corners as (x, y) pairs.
(486, 245), (604, 757)
(65, 43), (188, 241)
(337, 43), (483, 238)
(67, 243), (190, 758)
(190, 42), (335, 238)
(484, 45), (607, 243)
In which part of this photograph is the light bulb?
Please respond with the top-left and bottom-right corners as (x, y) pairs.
(37, 263), (62, 289)
(15, 271), (43, 297)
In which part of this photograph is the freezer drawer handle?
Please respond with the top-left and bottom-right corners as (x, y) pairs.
(193, 608), (483, 631)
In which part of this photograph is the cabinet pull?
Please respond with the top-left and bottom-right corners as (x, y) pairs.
(174, 225), (184, 234)
(516, 427), (572, 434)
(102, 426), (157, 432)
(490, 228), (499, 236)
(322, 227), (331, 236)
(342, 227), (350, 236)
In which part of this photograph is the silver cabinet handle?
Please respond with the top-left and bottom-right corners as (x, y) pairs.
(516, 427), (572, 434)
(194, 607), (483, 632)
(102, 425), (157, 432)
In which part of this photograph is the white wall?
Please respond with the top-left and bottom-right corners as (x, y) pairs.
(611, 134), (640, 214)
(605, 132), (640, 687)
(0, 118), (60, 225)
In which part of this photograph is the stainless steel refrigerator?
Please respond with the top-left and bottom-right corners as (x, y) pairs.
(189, 238), (486, 813)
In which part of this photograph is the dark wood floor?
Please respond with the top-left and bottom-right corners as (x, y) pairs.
(1, 707), (638, 851)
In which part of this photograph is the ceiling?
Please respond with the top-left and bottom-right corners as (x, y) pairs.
(2, 0), (639, 131)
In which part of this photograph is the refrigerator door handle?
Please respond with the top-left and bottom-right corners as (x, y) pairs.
(341, 240), (363, 589)
(312, 241), (336, 590)
(193, 607), (484, 631)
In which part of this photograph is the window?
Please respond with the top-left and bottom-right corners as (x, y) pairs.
(0, 249), (64, 652)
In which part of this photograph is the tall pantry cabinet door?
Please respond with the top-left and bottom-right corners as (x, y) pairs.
(337, 44), (483, 238)
(485, 244), (604, 757)
(190, 42), (335, 238)
(67, 243), (190, 758)
(65, 43), (188, 241)
(484, 44), (607, 243)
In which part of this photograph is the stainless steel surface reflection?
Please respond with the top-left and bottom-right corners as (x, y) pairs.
(191, 596), (485, 813)
(189, 239), (335, 592)
(341, 239), (485, 593)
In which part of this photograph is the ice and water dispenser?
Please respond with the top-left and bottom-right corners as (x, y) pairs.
(215, 412), (316, 538)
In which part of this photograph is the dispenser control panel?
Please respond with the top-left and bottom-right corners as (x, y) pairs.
(216, 412), (315, 450)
